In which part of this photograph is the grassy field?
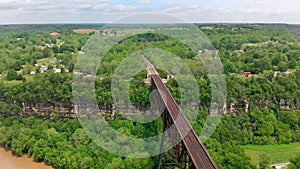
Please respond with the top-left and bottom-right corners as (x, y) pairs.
(241, 142), (300, 165)
(37, 57), (54, 65)
(0, 80), (23, 87)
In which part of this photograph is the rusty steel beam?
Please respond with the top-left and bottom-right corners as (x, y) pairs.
(148, 64), (218, 169)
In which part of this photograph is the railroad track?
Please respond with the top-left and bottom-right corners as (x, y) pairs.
(147, 62), (218, 169)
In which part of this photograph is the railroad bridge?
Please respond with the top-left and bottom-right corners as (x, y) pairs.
(146, 61), (218, 169)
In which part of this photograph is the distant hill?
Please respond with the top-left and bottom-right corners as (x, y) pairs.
(1, 23), (300, 37)
(256, 23), (300, 36)
(0, 24), (104, 33)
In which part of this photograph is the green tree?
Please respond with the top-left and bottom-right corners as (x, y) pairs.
(288, 58), (297, 69)
(6, 69), (18, 81)
(288, 155), (300, 169)
(278, 62), (288, 72)
(106, 157), (125, 169)
(224, 62), (238, 74)
(258, 153), (272, 169)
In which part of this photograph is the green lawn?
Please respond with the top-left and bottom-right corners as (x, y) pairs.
(0, 80), (22, 87)
(241, 143), (300, 165)
(23, 75), (35, 82)
(36, 57), (54, 65)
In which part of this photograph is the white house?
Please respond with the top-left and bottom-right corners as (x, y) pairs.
(53, 68), (62, 73)
(40, 65), (48, 73)
(272, 162), (290, 169)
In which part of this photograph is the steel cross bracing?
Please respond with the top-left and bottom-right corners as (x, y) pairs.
(147, 63), (218, 169)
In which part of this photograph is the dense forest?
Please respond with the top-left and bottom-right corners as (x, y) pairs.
(0, 24), (299, 169)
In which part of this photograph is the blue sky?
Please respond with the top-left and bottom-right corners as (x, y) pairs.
(0, 0), (299, 24)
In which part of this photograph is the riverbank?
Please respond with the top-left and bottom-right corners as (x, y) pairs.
(0, 146), (54, 169)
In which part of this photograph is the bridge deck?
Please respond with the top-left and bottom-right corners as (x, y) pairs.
(150, 73), (218, 169)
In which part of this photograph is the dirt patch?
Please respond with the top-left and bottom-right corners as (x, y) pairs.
(49, 32), (60, 36)
(72, 29), (100, 34)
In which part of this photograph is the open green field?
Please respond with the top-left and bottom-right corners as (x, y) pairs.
(36, 57), (54, 66)
(0, 79), (23, 87)
(241, 142), (300, 165)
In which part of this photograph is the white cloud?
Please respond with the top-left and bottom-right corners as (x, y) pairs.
(188, 5), (200, 10)
(78, 4), (93, 9)
(0, 0), (21, 10)
(0, 0), (71, 12)
(94, 3), (108, 10)
(139, 0), (151, 5)
(0, 0), (300, 24)
(113, 4), (136, 11)
(163, 6), (180, 13)
(26, 1), (69, 11)
(241, 0), (300, 13)
(101, 0), (112, 3)
(0, 0), (18, 2)
(75, 0), (92, 3)
(246, 8), (262, 14)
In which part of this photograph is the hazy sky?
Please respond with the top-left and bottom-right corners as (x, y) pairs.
(0, 0), (299, 24)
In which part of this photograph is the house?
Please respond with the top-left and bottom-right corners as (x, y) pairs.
(45, 43), (52, 48)
(53, 68), (62, 74)
(37, 45), (45, 50)
(56, 39), (63, 45)
(244, 72), (252, 75)
(40, 65), (48, 73)
(49, 58), (57, 64)
(271, 162), (290, 169)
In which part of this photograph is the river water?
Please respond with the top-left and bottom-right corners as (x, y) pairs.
(0, 147), (54, 169)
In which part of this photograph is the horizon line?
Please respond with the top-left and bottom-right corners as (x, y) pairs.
(1, 22), (300, 26)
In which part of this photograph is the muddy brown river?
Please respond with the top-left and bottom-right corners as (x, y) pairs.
(0, 147), (54, 169)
